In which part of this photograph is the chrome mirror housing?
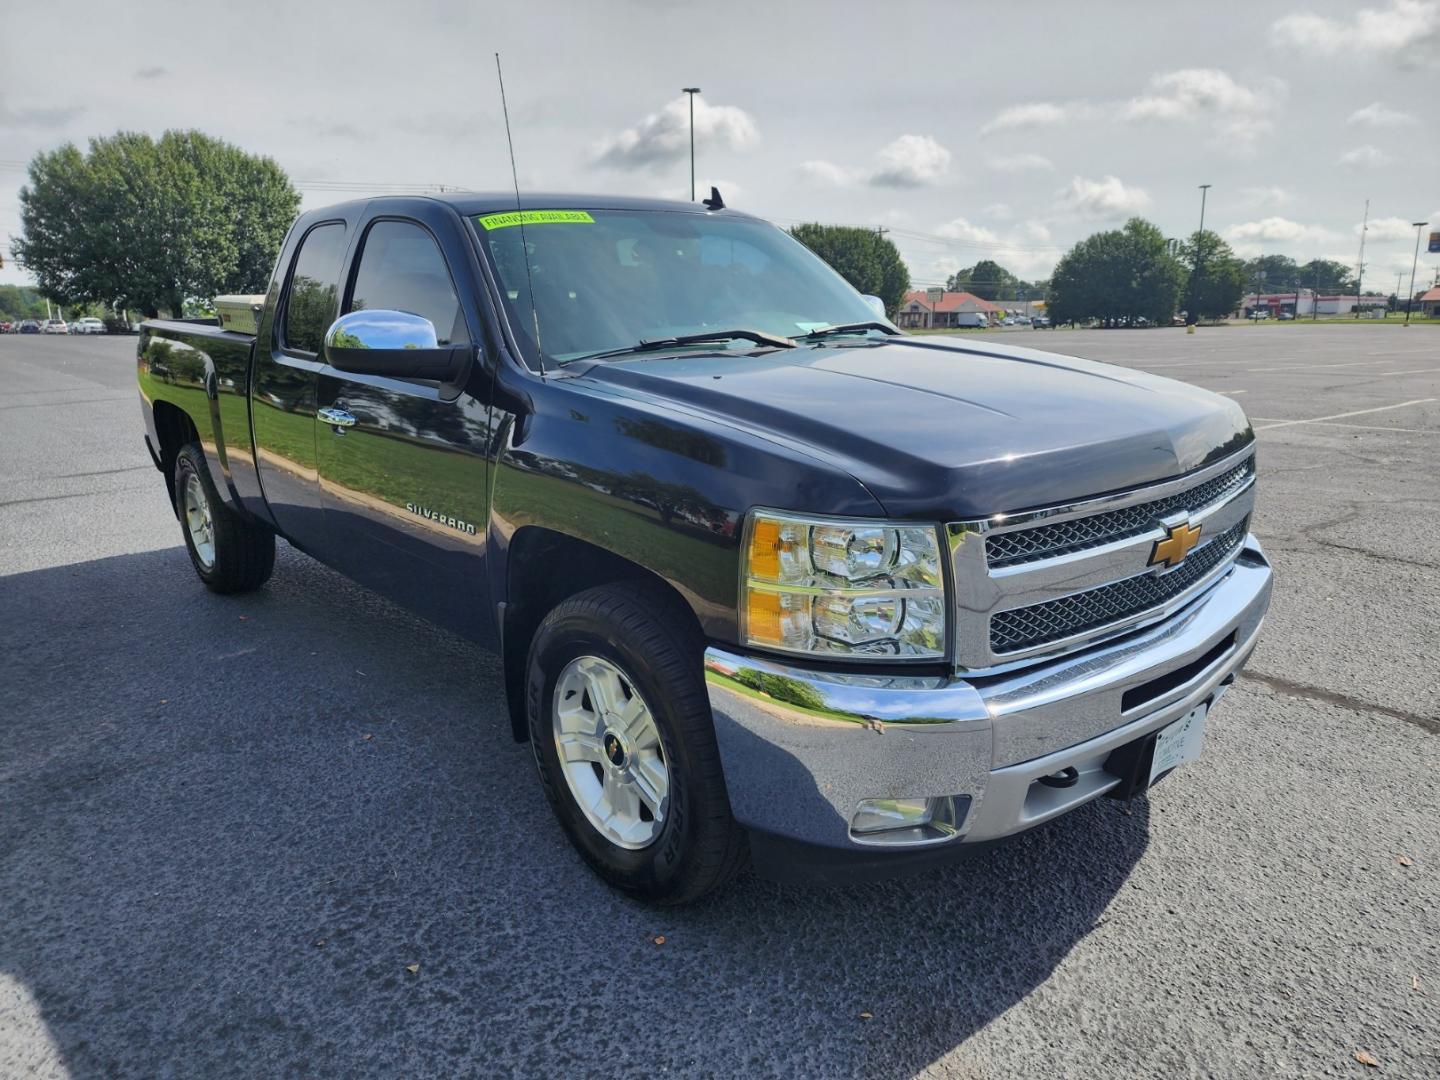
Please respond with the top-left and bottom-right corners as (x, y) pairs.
(860, 294), (888, 320)
(325, 309), (439, 352)
(322, 310), (467, 382)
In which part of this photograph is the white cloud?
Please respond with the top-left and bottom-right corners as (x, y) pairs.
(985, 153), (1054, 173)
(935, 217), (1001, 244)
(1242, 186), (1291, 208)
(1060, 175), (1151, 219)
(1273, 0), (1440, 61)
(1363, 216), (1423, 241)
(594, 97), (758, 169)
(1121, 69), (1284, 144)
(804, 134), (952, 189)
(870, 134), (951, 188)
(983, 202), (1014, 220)
(1222, 217), (1339, 256)
(799, 160), (861, 186)
(1347, 101), (1417, 126)
(981, 102), (1072, 134)
(1339, 144), (1391, 169)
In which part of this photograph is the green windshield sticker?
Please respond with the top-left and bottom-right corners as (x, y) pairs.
(477, 209), (594, 230)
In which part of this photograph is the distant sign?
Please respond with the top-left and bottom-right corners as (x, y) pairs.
(926, 287), (945, 304)
(1429, 231), (1440, 254)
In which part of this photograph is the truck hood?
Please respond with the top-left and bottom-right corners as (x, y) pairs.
(574, 335), (1252, 520)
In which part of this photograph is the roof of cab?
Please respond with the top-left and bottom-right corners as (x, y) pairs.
(298, 191), (761, 221)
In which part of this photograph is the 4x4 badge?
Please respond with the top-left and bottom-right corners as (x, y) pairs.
(1149, 520), (1202, 568)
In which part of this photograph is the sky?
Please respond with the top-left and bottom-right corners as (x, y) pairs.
(2, 0), (1438, 296)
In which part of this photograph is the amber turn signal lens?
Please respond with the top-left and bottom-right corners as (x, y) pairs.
(745, 588), (784, 644)
(748, 517), (784, 581)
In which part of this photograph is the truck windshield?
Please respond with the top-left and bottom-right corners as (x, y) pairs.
(475, 209), (884, 366)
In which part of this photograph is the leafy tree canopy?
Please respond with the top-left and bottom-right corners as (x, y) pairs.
(1182, 230), (1246, 321)
(11, 130), (300, 317)
(1047, 218), (1186, 326)
(1241, 254), (1301, 290)
(788, 224), (910, 316)
(944, 260), (1044, 303)
(1296, 258), (1356, 294)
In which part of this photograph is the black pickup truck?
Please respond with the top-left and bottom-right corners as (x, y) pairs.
(138, 194), (1272, 903)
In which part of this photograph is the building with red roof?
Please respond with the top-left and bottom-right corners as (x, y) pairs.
(897, 290), (999, 329)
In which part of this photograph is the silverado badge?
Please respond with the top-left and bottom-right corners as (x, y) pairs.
(1149, 520), (1202, 569)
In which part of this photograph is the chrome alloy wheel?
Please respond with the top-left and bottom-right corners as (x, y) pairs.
(182, 472), (216, 569)
(552, 655), (669, 850)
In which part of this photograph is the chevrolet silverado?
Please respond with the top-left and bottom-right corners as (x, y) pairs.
(137, 194), (1272, 903)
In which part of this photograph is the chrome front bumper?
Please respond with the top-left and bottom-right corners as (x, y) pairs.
(704, 536), (1272, 856)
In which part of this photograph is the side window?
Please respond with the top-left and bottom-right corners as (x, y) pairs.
(347, 220), (468, 346)
(282, 223), (347, 354)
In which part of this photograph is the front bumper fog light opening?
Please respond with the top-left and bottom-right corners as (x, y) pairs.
(848, 796), (966, 847)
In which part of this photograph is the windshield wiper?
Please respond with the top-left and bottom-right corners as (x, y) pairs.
(569, 329), (797, 364)
(796, 321), (899, 341)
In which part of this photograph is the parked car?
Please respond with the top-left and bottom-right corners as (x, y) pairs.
(42, 319), (69, 334)
(1277, 312), (1293, 321)
(0, 321), (13, 333)
(1032, 316), (1050, 328)
(137, 194), (1271, 903)
(18, 320), (41, 334)
(71, 317), (107, 335)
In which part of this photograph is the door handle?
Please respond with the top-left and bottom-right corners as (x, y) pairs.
(319, 406), (356, 429)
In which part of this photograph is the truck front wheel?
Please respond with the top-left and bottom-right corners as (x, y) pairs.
(173, 443), (275, 594)
(526, 584), (747, 904)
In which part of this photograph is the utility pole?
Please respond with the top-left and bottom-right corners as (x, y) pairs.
(682, 87), (701, 202)
(1313, 265), (1320, 320)
(1405, 220), (1428, 326)
(1354, 199), (1369, 318)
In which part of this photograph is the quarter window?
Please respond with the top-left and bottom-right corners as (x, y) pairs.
(348, 221), (467, 345)
(282, 223), (347, 354)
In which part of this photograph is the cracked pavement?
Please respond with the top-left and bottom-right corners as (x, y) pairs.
(1, 326), (1437, 1079)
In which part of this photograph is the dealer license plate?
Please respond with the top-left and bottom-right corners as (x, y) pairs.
(1149, 703), (1207, 785)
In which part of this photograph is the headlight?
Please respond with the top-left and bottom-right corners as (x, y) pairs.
(740, 510), (947, 659)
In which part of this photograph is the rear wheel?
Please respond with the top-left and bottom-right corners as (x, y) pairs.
(174, 443), (275, 594)
(526, 584), (747, 905)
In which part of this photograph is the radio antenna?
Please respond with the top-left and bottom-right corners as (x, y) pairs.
(495, 52), (544, 373)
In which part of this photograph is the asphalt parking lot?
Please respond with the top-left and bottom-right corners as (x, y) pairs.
(2, 326), (1437, 1079)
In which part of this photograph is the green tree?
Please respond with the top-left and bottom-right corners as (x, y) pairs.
(1047, 218), (1186, 326)
(11, 130), (299, 317)
(788, 224), (910, 316)
(1296, 258), (1355, 294)
(1241, 254), (1301, 291)
(1182, 230), (1246, 321)
(0, 285), (49, 321)
(963, 259), (1017, 301)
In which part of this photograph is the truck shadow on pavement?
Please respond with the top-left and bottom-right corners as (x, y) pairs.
(0, 546), (1150, 1080)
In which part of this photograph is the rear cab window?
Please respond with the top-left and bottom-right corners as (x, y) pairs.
(281, 223), (348, 354)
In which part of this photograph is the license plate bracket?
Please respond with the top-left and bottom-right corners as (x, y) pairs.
(1104, 699), (1210, 800)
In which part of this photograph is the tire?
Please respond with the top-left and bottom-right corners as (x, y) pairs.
(173, 442), (275, 594)
(526, 583), (747, 905)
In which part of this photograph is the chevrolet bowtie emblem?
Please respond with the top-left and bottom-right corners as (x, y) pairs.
(1149, 520), (1202, 568)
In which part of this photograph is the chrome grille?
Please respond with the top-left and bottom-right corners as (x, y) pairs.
(986, 458), (1255, 568)
(989, 519), (1249, 654)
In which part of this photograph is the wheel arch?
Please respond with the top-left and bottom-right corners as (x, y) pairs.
(500, 526), (705, 743)
(150, 400), (201, 516)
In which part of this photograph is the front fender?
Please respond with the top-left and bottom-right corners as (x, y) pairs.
(489, 377), (884, 645)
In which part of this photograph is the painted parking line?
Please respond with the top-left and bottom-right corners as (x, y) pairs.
(1217, 389), (1247, 395)
(1252, 398), (1436, 430)
(1379, 368), (1436, 377)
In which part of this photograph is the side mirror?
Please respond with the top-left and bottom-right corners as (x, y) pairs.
(860, 294), (888, 320)
(323, 310), (468, 382)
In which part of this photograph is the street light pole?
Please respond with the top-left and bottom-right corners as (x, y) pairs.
(1405, 220), (1428, 326)
(1188, 184), (1211, 327)
(682, 87), (701, 202)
